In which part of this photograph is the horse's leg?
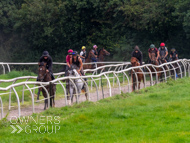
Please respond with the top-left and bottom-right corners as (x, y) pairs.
(50, 96), (52, 107)
(84, 85), (88, 101)
(131, 71), (134, 92)
(132, 73), (136, 91)
(37, 88), (40, 100)
(71, 89), (74, 104)
(53, 96), (55, 107)
(53, 85), (56, 107)
(42, 89), (47, 110)
(77, 88), (81, 103)
(69, 87), (74, 105)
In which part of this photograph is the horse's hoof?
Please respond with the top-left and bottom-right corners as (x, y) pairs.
(68, 100), (71, 106)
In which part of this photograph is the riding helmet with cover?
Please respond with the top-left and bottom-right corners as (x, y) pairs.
(42, 51), (49, 57)
(93, 45), (98, 48)
(171, 48), (176, 52)
(82, 46), (86, 50)
(150, 44), (155, 48)
(72, 51), (78, 56)
(68, 49), (73, 55)
(160, 43), (165, 47)
(134, 45), (140, 51)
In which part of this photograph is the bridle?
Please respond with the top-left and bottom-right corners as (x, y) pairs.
(102, 49), (110, 56)
(38, 66), (47, 82)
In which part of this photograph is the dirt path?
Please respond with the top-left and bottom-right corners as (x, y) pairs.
(1, 82), (151, 120)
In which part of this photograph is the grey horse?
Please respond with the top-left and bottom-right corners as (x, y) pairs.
(67, 64), (88, 105)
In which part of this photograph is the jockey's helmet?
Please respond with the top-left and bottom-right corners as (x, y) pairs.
(82, 46), (86, 50)
(134, 45), (139, 51)
(160, 43), (165, 47)
(68, 49), (73, 55)
(72, 51), (78, 56)
(171, 48), (176, 52)
(42, 51), (49, 57)
(150, 44), (155, 48)
(93, 45), (98, 49)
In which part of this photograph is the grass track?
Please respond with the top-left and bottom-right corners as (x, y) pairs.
(0, 76), (190, 142)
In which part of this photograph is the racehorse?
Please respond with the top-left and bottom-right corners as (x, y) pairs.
(149, 52), (161, 83)
(159, 55), (167, 64)
(83, 48), (110, 69)
(67, 64), (88, 104)
(38, 62), (56, 110)
(130, 57), (144, 91)
(159, 55), (168, 81)
(169, 56), (179, 78)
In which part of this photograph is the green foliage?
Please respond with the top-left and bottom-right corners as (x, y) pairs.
(0, 0), (190, 63)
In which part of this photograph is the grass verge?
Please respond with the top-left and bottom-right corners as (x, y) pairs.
(0, 77), (190, 142)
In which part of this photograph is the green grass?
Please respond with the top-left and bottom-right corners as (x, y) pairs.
(0, 77), (190, 142)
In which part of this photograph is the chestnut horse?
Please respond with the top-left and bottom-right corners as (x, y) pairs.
(83, 48), (110, 69)
(149, 53), (161, 83)
(38, 62), (56, 110)
(131, 57), (144, 91)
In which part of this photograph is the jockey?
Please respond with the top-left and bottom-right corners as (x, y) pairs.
(90, 45), (98, 62)
(158, 42), (168, 62)
(148, 44), (159, 63)
(70, 51), (85, 76)
(80, 46), (86, 63)
(131, 45), (143, 65)
(169, 48), (178, 61)
(38, 51), (55, 80)
(65, 49), (73, 76)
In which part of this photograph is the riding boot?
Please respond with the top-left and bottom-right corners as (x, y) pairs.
(50, 73), (55, 80)
(80, 68), (85, 76)
(65, 66), (69, 77)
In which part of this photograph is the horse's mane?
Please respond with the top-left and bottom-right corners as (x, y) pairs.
(98, 48), (102, 56)
(39, 62), (45, 66)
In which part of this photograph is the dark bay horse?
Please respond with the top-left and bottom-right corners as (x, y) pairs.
(83, 48), (110, 69)
(131, 57), (144, 91)
(38, 62), (56, 110)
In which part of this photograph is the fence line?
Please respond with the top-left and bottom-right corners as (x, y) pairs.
(0, 59), (189, 119)
(0, 61), (131, 74)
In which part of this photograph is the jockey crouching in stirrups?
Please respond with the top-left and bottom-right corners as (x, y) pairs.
(90, 45), (98, 62)
(158, 43), (168, 64)
(80, 46), (87, 63)
(70, 51), (85, 76)
(37, 51), (54, 101)
(131, 45), (143, 66)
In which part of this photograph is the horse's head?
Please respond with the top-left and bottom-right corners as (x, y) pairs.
(160, 55), (166, 63)
(150, 53), (157, 65)
(131, 57), (140, 67)
(68, 64), (80, 77)
(98, 48), (110, 56)
(38, 62), (47, 81)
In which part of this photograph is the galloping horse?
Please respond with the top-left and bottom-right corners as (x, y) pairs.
(67, 64), (88, 104)
(149, 53), (161, 83)
(131, 57), (144, 91)
(83, 48), (110, 69)
(38, 62), (56, 110)
(159, 55), (167, 64)
(170, 56), (179, 78)
(159, 55), (168, 81)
